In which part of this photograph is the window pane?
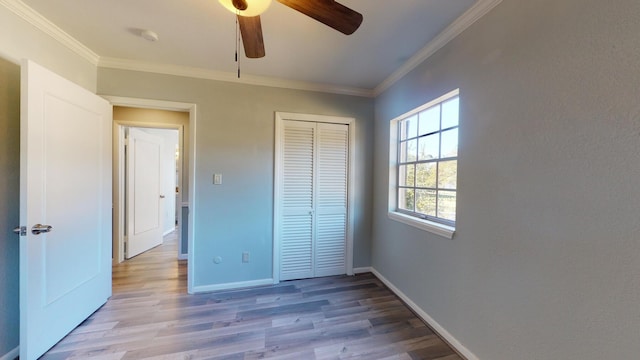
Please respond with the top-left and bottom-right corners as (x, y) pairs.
(419, 106), (440, 135)
(404, 139), (417, 162)
(418, 134), (439, 160)
(441, 128), (458, 158)
(437, 160), (457, 189)
(416, 163), (436, 188)
(398, 188), (415, 211)
(437, 190), (456, 221)
(416, 189), (436, 216)
(399, 164), (415, 187)
(441, 97), (459, 129)
(399, 139), (418, 163)
(400, 115), (418, 140)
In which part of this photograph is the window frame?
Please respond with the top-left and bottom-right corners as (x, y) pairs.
(388, 89), (459, 239)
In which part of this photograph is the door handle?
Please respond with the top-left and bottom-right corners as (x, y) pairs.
(160, 195), (166, 199)
(13, 226), (25, 236)
(32, 224), (53, 235)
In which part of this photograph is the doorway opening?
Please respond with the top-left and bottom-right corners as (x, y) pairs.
(104, 96), (196, 272)
(103, 96), (196, 293)
(113, 106), (190, 263)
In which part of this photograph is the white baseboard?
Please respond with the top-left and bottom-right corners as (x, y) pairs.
(0, 346), (19, 360)
(353, 266), (372, 274)
(163, 229), (175, 236)
(370, 268), (479, 360)
(191, 278), (274, 293)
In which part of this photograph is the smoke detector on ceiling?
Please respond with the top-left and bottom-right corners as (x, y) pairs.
(140, 29), (159, 42)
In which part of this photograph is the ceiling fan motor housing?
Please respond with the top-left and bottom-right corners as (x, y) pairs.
(232, 0), (248, 11)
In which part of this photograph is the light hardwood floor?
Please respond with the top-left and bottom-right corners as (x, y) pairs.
(41, 232), (463, 360)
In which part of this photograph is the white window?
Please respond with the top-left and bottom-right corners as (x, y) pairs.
(388, 89), (459, 238)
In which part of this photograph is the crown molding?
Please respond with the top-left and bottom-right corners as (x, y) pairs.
(1, 0), (370, 97)
(0, 0), (100, 65)
(99, 57), (374, 98)
(373, 0), (503, 96)
(3, 0), (500, 99)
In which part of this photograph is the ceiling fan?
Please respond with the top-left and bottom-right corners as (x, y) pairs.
(219, 0), (363, 58)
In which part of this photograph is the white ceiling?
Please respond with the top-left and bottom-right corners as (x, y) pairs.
(16, 0), (494, 96)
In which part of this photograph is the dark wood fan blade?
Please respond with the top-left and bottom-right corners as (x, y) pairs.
(238, 15), (265, 58)
(276, 0), (363, 35)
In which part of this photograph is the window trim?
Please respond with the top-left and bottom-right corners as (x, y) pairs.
(388, 211), (455, 239)
(388, 89), (459, 239)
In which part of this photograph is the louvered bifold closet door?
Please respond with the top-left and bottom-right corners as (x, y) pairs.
(315, 123), (348, 277)
(280, 120), (316, 281)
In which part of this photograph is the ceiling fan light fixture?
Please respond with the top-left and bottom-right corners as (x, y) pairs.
(219, 0), (272, 17)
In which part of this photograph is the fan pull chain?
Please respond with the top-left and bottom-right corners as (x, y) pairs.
(235, 14), (241, 78)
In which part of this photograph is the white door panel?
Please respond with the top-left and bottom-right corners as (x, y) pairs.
(315, 124), (348, 277)
(20, 59), (112, 360)
(280, 121), (315, 280)
(126, 128), (164, 258)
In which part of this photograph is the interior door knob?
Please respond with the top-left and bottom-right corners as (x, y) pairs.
(160, 195), (166, 199)
(31, 224), (52, 235)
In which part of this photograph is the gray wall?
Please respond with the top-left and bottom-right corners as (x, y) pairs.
(0, 5), (96, 92)
(372, 0), (640, 359)
(99, 69), (374, 288)
(0, 56), (20, 359)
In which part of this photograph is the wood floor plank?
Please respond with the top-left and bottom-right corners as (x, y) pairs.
(40, 231), (464, 360)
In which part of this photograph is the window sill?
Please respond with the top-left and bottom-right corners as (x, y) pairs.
(387, 212), (455, 239)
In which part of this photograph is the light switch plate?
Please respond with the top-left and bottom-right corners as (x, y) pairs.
(213, 173), (222, 185)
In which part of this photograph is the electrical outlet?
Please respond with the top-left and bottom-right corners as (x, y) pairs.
(242, 252), (249, 263)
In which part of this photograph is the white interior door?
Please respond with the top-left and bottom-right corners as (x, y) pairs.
(19, 60), (112, 360)
(126, 128), (164, 258)
(277, 119), (349, 281)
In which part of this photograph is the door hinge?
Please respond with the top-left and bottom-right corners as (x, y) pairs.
(13, 226), (27, 236)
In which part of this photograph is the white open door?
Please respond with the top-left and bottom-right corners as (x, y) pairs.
(19, 60), (112, 360)
(126, 128), (164, 258)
